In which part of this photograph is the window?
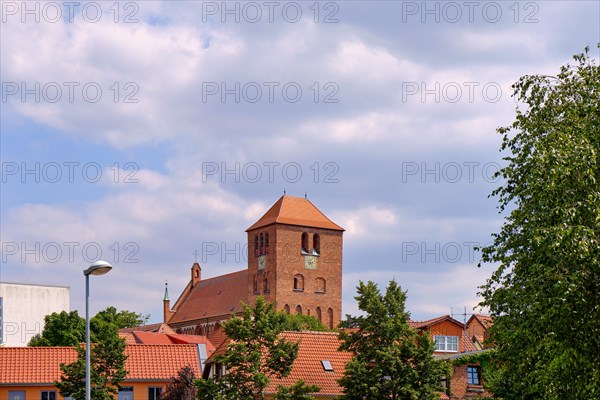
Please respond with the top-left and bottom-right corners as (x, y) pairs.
(260, 233), (264, 253)
(313, 234), (320, 255)
(263, 275), (269, 293)
(8, 391), (25, 400)
(296, 305), (303, 314)
(254, 235), (259, 255)
(253, 274), (258, 294)
(41, 392), (56, 400)
(215, 363), (224, 378)
(293, 274), (304, 291)
(467, 366), (481, 385)
(321, 360), (334, 371)
(265, 233), (269, 251)
(301, 232), (309, 253)
(434, 335), (459, 352)
(315, 277), (326, 293)
(148, 387), (162, 400)
(327, 307), (334, 329)
(118, 386), (134, 400)
(284, 304), (290, 314)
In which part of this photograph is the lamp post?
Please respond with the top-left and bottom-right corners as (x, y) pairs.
(84, 260), (112, 400)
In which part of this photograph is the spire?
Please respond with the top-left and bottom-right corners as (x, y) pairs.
(163, 281), (169, 301)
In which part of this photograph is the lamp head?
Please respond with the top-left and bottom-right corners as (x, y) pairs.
(84, 260), (113, 276)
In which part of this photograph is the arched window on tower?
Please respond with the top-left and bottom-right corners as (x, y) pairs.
(253, 274), (258, 294)
(293, 274), (304, 291)
(296, 305), (302, 315)
(327, 308), (334, 329)
(263, 275), (269, 293)
(260, 233), (264, 254)
(301, 232), (309, 254)
(254, 235), (259, 256)
(313, 234), (320, 255)
(265, 233), (269, 253)
(284, 304), (290, 314)
(316, 307), (322, 322)
(315, 277), (326, 293)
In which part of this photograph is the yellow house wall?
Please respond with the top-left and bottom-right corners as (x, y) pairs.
(1, 382), (167, 400)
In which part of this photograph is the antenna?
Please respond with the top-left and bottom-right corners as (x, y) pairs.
(305, 192), (307, 199)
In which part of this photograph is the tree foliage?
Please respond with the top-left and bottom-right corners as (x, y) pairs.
(275, 311), (330, 332)
(479, 45), (600, 399)
(55, 323), (127, 400)
(338, 280), (449, 400)
(196, 297), (319, 400)
(29, 307), (147, 347)
(29, 311), (86, 347)
(162, 365), (197, 400)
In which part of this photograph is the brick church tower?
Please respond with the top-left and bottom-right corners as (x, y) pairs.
(246, 195), (344, 329)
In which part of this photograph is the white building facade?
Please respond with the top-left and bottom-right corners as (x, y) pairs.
(0, 282), (69, 346)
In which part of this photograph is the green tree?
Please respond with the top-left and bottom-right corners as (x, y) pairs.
(479, 45), (600, 399)
(161, 365), (197, 400)
(196, 297), (320, 400)
(29, 307), (148, 347)
(29, 311), (86, 347)
(338, 280), (449, 400)
(55, 323), (127, 400)
(276, 312), (330, 332)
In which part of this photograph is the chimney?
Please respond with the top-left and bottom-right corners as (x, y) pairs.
(191, 262), (202, 287)
(163, 282), (172, 323)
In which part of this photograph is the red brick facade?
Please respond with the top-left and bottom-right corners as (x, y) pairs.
(247, 224), (343, 329)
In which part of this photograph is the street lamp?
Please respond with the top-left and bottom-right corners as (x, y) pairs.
(84, 260), (112, 400)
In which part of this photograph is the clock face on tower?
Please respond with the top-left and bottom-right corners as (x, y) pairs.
(304, 255), (317, 270)
(258, 255), (266, 270)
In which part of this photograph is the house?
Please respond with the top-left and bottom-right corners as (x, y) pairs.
(164, 195), (345, 342)
(0, 282), (69, 346)
(410, 315), (492, 399)
(466, 314), (493, 349)
(0, 344), (205, 400)
(202, 331), (353, 399)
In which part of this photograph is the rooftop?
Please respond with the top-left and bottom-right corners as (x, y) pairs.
(246, 195), (344, 231)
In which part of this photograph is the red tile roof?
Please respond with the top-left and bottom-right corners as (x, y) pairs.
(246, 195), (344, 231)
(264, 331), (352, 396)
(0, 347), (77, 384)
(0, 345), (202, 384)
(205, 332), (352, 396)
(469, 314), (494, 328)
(169, 270), (248, 324)
(409, 315), (463, 329)
(120, 323), (175, 334)
(124, 344), (201, 379)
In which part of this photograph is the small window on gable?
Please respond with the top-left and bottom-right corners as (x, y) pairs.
(293, 274), (304, 291)
(315, 277), (326, 293)
(313, 234), (320, 255)
(301, 232), (309, 253)
(321, 360), (334, 371)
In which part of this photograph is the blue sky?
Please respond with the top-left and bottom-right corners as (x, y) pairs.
(1, 1), (599, 327)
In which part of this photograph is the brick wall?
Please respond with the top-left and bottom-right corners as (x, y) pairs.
(449, 364), (491, 399)
(247, 224), (343, 329)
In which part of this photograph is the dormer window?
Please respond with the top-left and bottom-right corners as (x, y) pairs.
(434, 335), (459, 352)
(301, 232), (309, 254)
(313, 234), (320, 255)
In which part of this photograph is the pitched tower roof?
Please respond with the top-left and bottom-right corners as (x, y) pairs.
(246, 195), (344, 231)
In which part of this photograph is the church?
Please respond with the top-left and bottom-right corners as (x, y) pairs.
(162, 195), (344, 344)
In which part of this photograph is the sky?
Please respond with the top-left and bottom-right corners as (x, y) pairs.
(1, 0), (599, 333)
